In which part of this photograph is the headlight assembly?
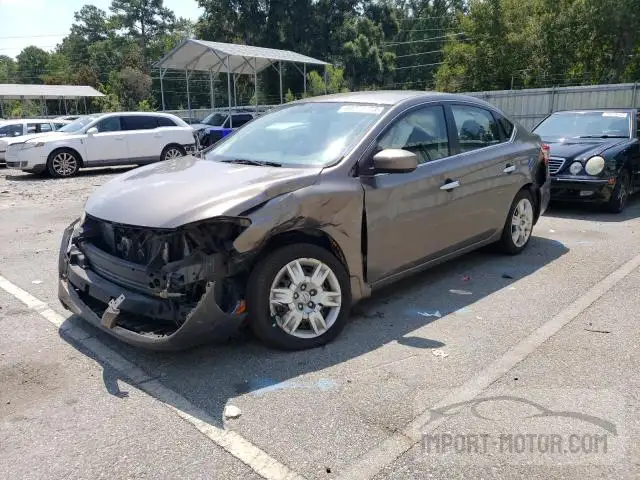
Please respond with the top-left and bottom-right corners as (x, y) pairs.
(569, 161), (583, 175)
(20, 142), (45, 150)
(584, 156), (605, 176)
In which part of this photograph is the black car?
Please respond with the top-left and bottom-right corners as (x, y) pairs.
(532, 109), (640, 213)
(191, 111), (255, 148)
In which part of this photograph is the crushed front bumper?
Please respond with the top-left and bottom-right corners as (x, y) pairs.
(57, 220), (247, 351)
(550, 176), (614, 203)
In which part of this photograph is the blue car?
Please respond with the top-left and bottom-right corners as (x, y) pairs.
(192, 112), (255, 148)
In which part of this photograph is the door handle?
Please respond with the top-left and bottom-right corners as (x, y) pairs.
(440, 180), (460, 191)
(503, 164), (516, 174)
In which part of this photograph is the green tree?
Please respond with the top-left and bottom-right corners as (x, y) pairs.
(16, 47), (50, 84)
(0, 56), (16, 83)
(110, 0), (176, 68)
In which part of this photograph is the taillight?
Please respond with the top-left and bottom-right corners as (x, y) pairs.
(541, 144), (550, 165)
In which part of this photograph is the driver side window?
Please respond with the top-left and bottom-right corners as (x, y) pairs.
(95, 116), (122, 132)
(377, 105), (450, 164)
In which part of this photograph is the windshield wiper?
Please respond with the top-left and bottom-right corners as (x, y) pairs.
(577, 135), (628, 139)
(219, 159), (282, 167)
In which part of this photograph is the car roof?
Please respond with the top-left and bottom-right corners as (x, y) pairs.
(100, 111), (181, 118)
(299, 90), (487, 106)
(552, 108), (636, 114)
(0, 118), (54, 124)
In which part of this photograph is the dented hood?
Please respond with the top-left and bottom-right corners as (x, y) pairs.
(85, 156), (322, 228)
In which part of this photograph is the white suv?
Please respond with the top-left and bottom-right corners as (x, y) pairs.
(5, 112), (196, 177)
(0, 118), (70, 165)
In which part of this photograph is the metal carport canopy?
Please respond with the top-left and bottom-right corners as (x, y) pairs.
(0, 84), (104, 100)
(153, 38), (330, 113)
(154, 38), (329, 74)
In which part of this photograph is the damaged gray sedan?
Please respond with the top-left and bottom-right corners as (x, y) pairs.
(58, 91), (550, 351)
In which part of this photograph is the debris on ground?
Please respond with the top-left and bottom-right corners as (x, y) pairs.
(584, 328), (611, 334)
(476, 316), (483, 320)
(502, 273), (514, 279)
(418, 310), (441, 318)
(462, 275), (471, 282)
(449, 289), (472, 295)
(549, 229), (556, 233)
(455, 307), (472, 315)
(432, 349), (449, 358)
(223, 404), (242, 419)
(31, 280), (42, 284)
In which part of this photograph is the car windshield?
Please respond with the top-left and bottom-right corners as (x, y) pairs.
(58, 115), (100, 133)
(202, 113), (227, 126)
(533, 111), (631, 139)
(205, 102), (387, 167)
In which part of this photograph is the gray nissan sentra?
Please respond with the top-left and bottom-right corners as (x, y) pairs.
(58, 91), (550, 351)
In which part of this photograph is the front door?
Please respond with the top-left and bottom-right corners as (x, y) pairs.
(85, 116), (128, 165)
(363, 103), (466, 283)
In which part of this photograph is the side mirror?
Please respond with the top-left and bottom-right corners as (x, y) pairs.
(86, 127), (98, 135)
(372, 149), (418, 174)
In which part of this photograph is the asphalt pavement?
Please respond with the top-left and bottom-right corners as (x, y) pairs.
(0, 166), (638, 479)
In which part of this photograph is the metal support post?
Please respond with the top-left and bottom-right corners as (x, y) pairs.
(279, 61), (283, 104)
(160, 68), (166, 110)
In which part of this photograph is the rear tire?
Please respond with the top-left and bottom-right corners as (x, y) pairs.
(498, 189), (535, 255)
(606, 170), (630, 214)
(246, 243), (351, 350)
(47, 149), (80, 178)
(161, 145), (186, 162)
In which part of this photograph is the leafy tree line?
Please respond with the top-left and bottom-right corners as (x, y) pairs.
(1, 0), (639, 117)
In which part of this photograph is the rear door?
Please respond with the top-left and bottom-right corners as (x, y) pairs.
(364, 103), (463, 283)
(445, 103), (523, 236)
(120, 115), (159, 162)
(85, 116), (128, 165)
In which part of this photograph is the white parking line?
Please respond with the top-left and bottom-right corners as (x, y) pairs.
(337, 253), (640, 480)
(0, 275), (305, 480)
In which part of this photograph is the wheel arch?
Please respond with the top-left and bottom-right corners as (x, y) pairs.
(48, 146), (85, 167)
(249, 228), (349, 275)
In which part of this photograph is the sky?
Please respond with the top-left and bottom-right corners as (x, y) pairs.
(0, 0), (202, 59)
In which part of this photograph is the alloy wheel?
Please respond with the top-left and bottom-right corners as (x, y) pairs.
(52, 152), (77, 177)
(511, 198), (534, 248)
(269, 258), (342, 339)
(164, 148), (183, 160)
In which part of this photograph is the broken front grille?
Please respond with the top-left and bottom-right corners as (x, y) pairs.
(84, 216), (190, 266)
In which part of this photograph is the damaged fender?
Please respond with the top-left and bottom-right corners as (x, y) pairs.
(233, 178), (370, 302)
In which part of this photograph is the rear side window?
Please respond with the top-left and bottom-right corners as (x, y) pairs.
(53, 123), (66, 130)
(230, 114), (253, 128)
(451, 105), (502, 152)
(157, 116), (177, 127)
(0, 124), (23, 137)
(122, 115), (157, 131)
(495, 114), (514, 139)
(377, 105), (450, 164)
(39, 123), (53, 132)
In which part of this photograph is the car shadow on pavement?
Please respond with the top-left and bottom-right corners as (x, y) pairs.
(58, 235), (568, 429)
(3, 166), (137, 182)
(543, 195), (640, 222)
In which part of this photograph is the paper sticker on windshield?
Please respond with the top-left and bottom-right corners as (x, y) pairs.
(265, 122), (305, 130)
(602, 112), (628, 118)
(338, 105), (384, 114)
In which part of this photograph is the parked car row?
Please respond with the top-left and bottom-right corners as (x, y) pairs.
(4, 112), (197, 177)
(3, 91), (636, 352)
(0, 118), (71, 165)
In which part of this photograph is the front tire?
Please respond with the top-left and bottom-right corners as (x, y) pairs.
(161, 145), (186, 162)
(606, 170), (630, 213)
(47, 149), (80, 178)
(498, 189), (535, 255)
(246, 243), (352, 350)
